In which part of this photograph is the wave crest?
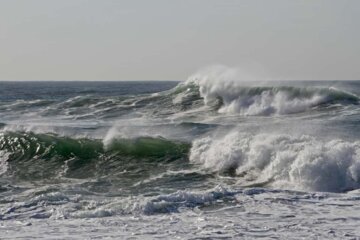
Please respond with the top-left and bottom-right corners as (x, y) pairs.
(0, 132), (189, 179)
(190, 131), (360, 192)
(184, 67), (359, 115)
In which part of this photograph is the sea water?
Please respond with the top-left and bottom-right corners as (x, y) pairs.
(0, 75), (360, 239)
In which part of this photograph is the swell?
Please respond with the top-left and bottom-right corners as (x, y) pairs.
(1, 81), (358, 121)
(0, 132), (190, 180)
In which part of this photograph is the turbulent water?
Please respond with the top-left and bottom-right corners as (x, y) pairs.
(0, 76), (360, 239)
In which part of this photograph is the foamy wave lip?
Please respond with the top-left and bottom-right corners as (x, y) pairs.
(190, 131), (360, 193)
(185, 66), (359, 116)
(102, 118), (171, 148)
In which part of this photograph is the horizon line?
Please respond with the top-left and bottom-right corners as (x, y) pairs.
(1, 79), (360, 82)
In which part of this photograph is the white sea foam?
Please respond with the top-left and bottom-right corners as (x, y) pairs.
(0, 150), (10, 175)
(190, 131), (360, 192)
(102, 119), (165, 148)
(142, 185), (236, 214)
(2, 188), (359, 239)
(185, 66), (358, 115)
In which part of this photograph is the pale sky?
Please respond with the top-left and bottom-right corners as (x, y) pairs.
(0, 0), (359, 81)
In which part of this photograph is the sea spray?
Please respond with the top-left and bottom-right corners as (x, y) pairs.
(185, 66), (359, 115)
(190, 131), (360, 192)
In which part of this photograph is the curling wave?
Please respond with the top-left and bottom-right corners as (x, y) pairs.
(0, 132), (189, 179)
(180, 69), (359, 115)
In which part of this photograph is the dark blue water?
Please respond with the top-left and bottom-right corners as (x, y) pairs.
(0, 81), (178, 102)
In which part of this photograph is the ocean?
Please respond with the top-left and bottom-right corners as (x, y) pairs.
(0, 78), (359, 239)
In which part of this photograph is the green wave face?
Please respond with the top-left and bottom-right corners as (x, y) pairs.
(0, 132), (190, 181)
(107, 137), (189, 159)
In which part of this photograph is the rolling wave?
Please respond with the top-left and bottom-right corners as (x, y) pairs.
(181, 77), (359, 115)
(2, 80), (358, 122)
(0, 132), (189, 180)
(190, 131), (360, 192)
(1, 78), (360, 193)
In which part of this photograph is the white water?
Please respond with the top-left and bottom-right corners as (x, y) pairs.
(0, 150), (9, 175)
(190, 131), (360, 192)
(186, 66), (358, 116)
(0, 185), (359, 239)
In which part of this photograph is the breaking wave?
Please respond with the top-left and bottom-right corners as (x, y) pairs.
(190, 131), (360, 192)
(0, 132), (189, 179)
(177, 66), (359, 115)
(2, 79), (358, 122)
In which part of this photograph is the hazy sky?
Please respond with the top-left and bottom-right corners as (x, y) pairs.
(1, 0), (359, 80)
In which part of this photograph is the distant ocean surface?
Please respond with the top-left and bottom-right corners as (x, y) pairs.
(1, 78), (360, 239)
